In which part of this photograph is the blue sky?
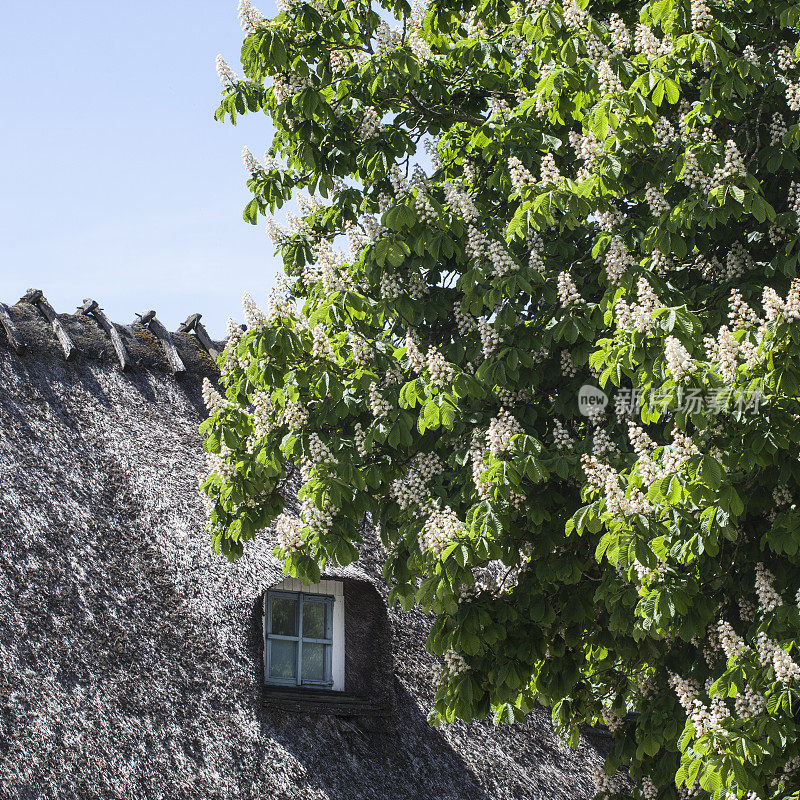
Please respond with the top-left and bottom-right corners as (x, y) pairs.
(1, 1), (282, 338)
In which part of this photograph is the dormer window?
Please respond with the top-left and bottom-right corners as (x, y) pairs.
(263, 579), (344, 691)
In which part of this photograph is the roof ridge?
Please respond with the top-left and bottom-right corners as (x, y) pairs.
(1, 288), (227, 376)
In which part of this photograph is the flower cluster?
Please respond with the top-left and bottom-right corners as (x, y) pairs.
(221, 318), (245, 376)
(369, 384), (392, 418)
(601, 707), (624, 733)
(353, 422), (367, 457)
(508, 156), (536, 190)
(560, 349), (578, 377)
(729, 288), (759, 328)
(592, 764), (622, 799)
(717, 620), (747, 659)
(771, 112), (788, 146)
(592, 428), (619, 458)
(300, 496), (338, 535)
(487, 408), (522, 457)
(787, 81), (800, 112)
(529, 233), (545, 273)
(668, 672), (701, 715)
(241, 146), (260, 175)
(215, 54), (238, 88)
(645, 184), (670, 216)
(237, 0), (266, 34)
(664, 336), (696, 383)
(604, 236), (635, 285)
(540, 152), (561, 183)
(562, 0), (588, 28)
(628, 422), (661, 485)
(421, 505), (463, 558)
(755, 563), (783, 612)
(763, 280), (800, 323)
(596, 207), (624, 232)
(405, 331), (425, 372)
(391, 467), (427, 511)
(569, 130), (602, 164)
(724, 241), (752, 280)
(497, 387), (533, 408)
(266, 218), (291, 247)
(704, 325), (739, 382)
(557, 271), (584, 306)
(477, 317), (500, 358)
(311, 324), (335, 361)
(251, 390), (274, 442)
(553, 419), (574, 450)
(275, 514), (304, 553)
(777, 43), (795, 72)
(597, 60), (623, 95)
(757, 632), (800, 683)
(734, 684), (766, 718)
(654, 116), (678, 145)
(281, 400), (309, 431)
(379, 272), (404, 300)
(358, 107), (382, 139)
(454, 302), (475, 335)
(306, 432), (332, 467)
(272, 72), (311, 104)
(690, 0), (713, 29)
(713, 140), (747, 185)
(202, 378), (229, 415)
(661, 427), (698, 474)
(608, 14), (631, 52)
(682, 150), (711, 193)
(426, 347), (454, 388)
(443, 648), (468, 677)
(634, 24), (671, 59)
(774, 484), (792, 507)
(488, 239), (517, 277)
(615, 279), (660, 333)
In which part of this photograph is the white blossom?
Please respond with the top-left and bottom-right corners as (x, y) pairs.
(690, 0), (713, 30)
(478, 317), (500, 358)
(540, 152), (561, 183)
(755, 563), (783, 613)
(238, 0), (266, 34)
(487, 408), (522, 456)
(202, 378), (228, 414)
(557, 272), (584, 306)
(215, 55), (238, 87)
(421, 506), (463, 558)
(275, 514), (304, 553)
(664, 336), (696, 383)
(560, 349), (578, 377)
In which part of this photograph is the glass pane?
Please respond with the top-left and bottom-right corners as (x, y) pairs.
(303, 600), (327, 639)
(301, 642), (327, 682)
(271, 597), (298, 636)
(269, 640), (297, 680)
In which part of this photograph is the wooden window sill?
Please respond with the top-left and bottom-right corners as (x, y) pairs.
(263, 686), (390, 717)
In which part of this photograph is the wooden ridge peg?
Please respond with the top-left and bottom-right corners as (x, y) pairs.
(134, 310), (186, 375)
(21, 289), (75, 359)
(177, 313), (220, 360)
(78, 299), (131, 371)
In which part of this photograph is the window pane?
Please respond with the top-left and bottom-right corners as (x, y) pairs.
(303, 600), (327, 639)
(301, 642), (327, 683)
(271, 597), (298, 636)
(269, 640), (297, 680)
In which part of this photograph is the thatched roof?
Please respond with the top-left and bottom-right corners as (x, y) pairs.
(0, 293), (604, 799)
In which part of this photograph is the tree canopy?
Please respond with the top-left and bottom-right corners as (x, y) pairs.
(202, 0), (800, 797)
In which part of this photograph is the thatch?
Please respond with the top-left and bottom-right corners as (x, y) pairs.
(0, 298), (604, 799)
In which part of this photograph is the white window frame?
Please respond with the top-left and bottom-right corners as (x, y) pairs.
(263, 578), (345, 692)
